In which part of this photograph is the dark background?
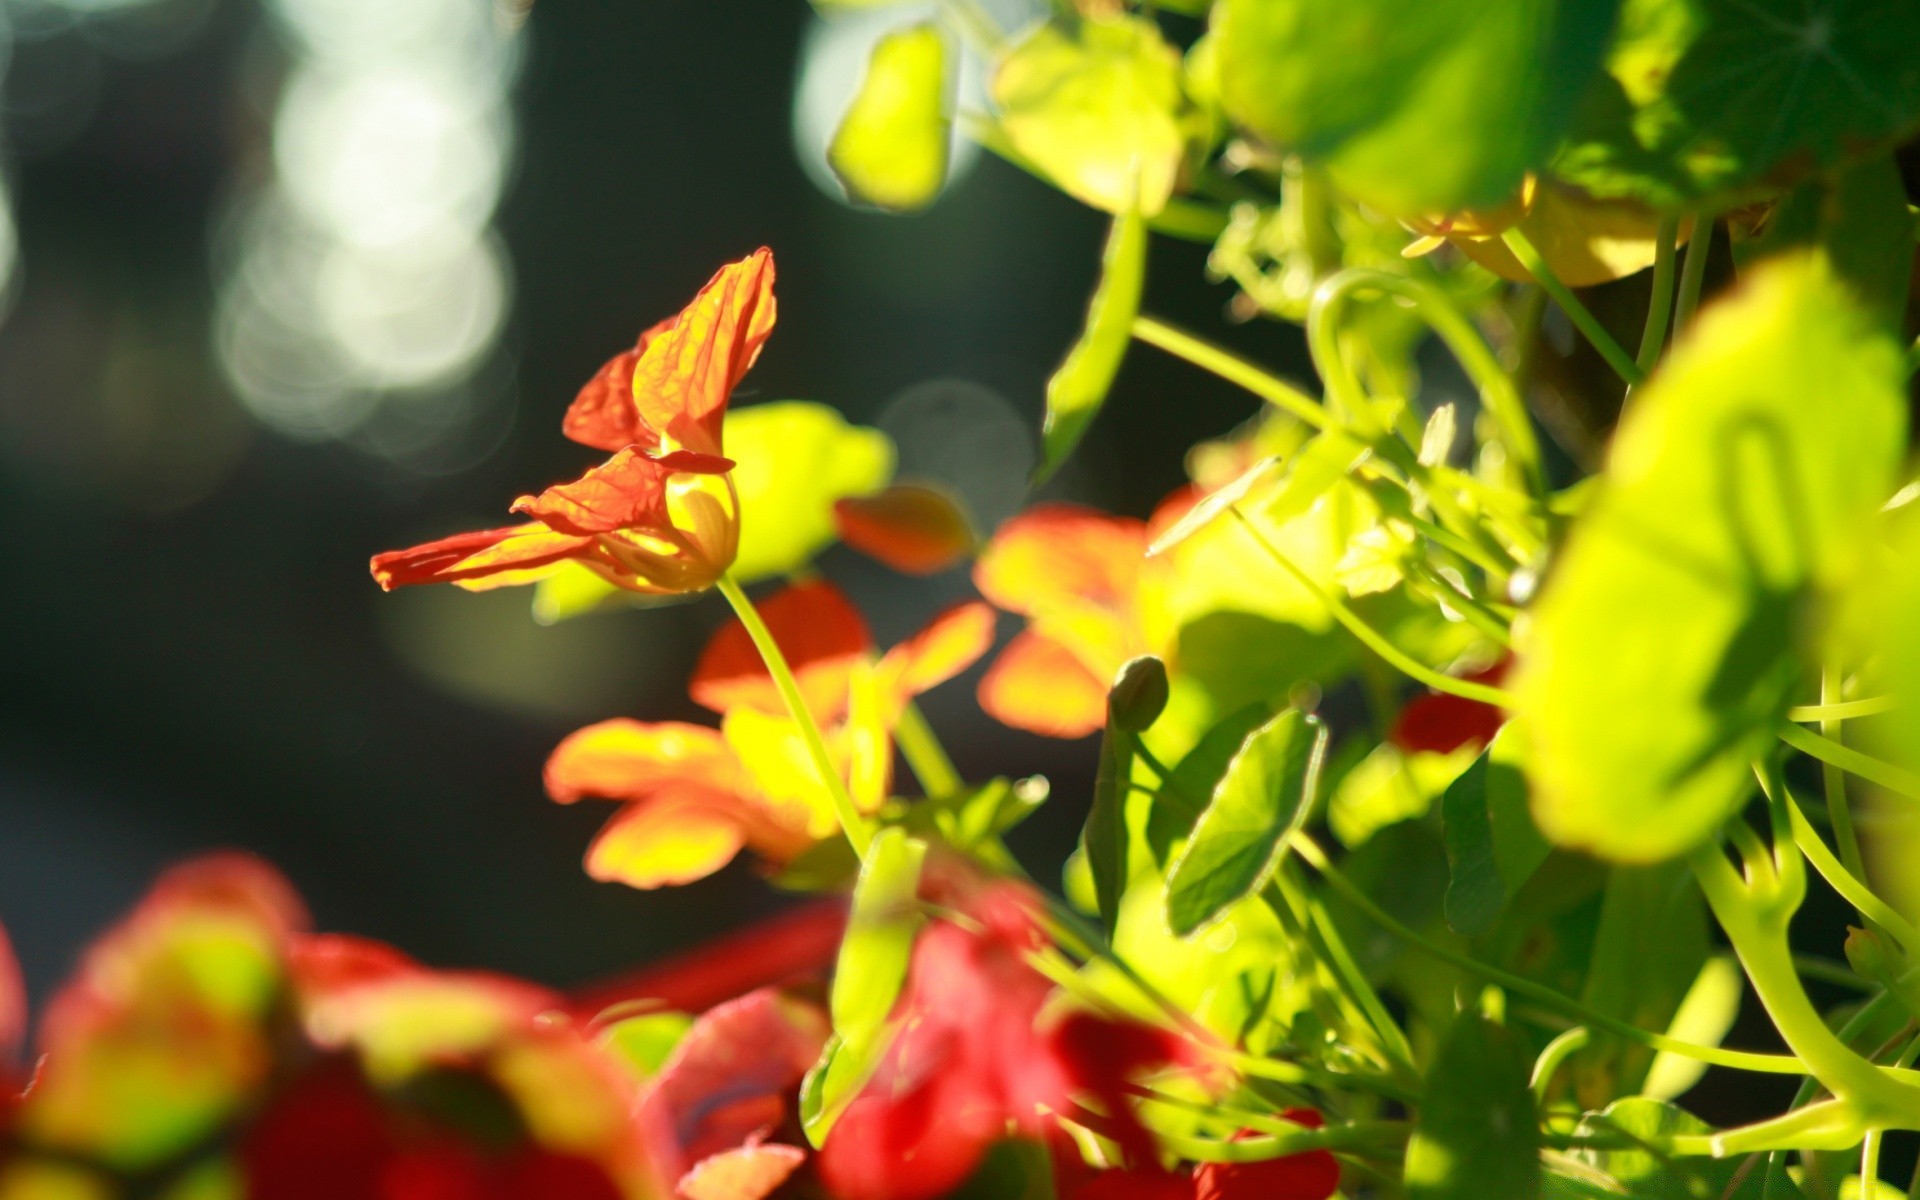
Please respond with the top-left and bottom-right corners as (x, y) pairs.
(0, 0), (1306, 1002)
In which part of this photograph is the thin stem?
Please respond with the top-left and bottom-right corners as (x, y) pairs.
(1783, 794), (1920, 953)
(715, 574), (874, 855)
(1532, 1026), (1593, 1102)
(1779, 722), (1920, 803)
(1674, 216), (1714, 333)
(895, 701), (962, 799)
(1634, 215), (1683, 376)
(1788, 696), (1896, 722)
(1908, 335), (1920, 380)
(1229, 507), (1516, 708)
(1821, 665), (1870, 885)
(1500, 227), (1644, 386)
(1290, 833), (1813, 1076)
(1131, 315), (1330, 430)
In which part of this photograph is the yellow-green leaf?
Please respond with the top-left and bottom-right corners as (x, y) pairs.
(1035, 202), (1147, 486)
(829, 23), (951, 212)
(724, 401), (896, 583)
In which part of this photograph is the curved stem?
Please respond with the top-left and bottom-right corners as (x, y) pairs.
(1634, 216), (1683, 377)
(1291, 833), (1812, 1076)
(1674, 217), (1714, 332)
(1779, 722), (1920, 803)
(1821, 665), (1870, 886)
(1131, 315), (1329, 430)
(716, 574), (874, 856)
(1532, 1026), (1593, 1102)
(1783, 797), (1920, 953)
(1788, 696), (1896, 722)
(1229, 507), (1516, 707)
(1500, 228), (1644, 386)
(895, 701), (961, 799)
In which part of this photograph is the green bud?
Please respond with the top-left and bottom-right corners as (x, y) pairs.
(1108, 655), (1170, 732)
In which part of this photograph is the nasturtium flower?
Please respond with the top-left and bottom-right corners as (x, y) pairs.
(833, 483), (979, 576)
(817, 873), (1189, 1200)
(370, 249), (775, 597)
(546, 581), (994, 888)
(1389, 657), (1511, 755)
(974, 503), (1163, 738)
(635, 987), (828, 1200)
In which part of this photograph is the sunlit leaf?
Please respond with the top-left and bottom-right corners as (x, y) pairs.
(1514, 253), (1906, 861)
(1572, 1098), (1752, 1200)
(1440, 726), (1549, 937)
(1212, 0), (1620, 212)
(1642, 956), (1741, 1101)
(991, 15), (1197, 216)
(599, 1010), (694, 1082)
(1552, 0), (1920, 209)
(1165, 708), (1327, 936)
(1329, 743), (1479, 849)
(1144, 702), (1271, 866)
(831, 828), (926, 1050)
(830, 23), (951, 212)
(1405, 1009), (1539, 1200)
(1036, 202), (1148, 486)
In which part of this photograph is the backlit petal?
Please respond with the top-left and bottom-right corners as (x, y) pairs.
(545, 720), (744, 806)
(562, 317), (674, 453)
(878, 600), (997, 701)
(977, 630), (1109, 739)
(721, 707), (846, 842)
(369, 524), (593, 591)
(585, 799), (750, 889)
(691, 580), (873, 720)
(0, 922), (23, 1066)
(633, 249), (778, 459)
(678, 1142), (807, 1200)
(511, 448), (680, 537)
(834, 484), (977, 575)
(974, 504), (1146, 620)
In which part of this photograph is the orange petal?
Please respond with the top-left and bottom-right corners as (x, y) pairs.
(691, 580), (873, 720)
(370, 524), (594, 591)
(631, 249), (777, 459)
(287, 934), (417, 1005)
(833, 484), (977, 575)
(879, 600), (997, 700)
(678, 1143), (807, 1200)
(512, 448), (685, 537)
(585, 797), (750, 889)
(977, 630), (1110, 739)
(545, 720), (745, 806)
(974, 503), (1146, 620)
(561, 316), (675, 453)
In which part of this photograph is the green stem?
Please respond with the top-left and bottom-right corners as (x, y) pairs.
(1788, 696), (1896, 722)
(1821, 665), (1870, 886)
(895, 701), (962, 799)
(1674, 216), (1714, 332)
(1500, 227), (1644, 387)
(1131, 315), (1330, 430)
(1270, 874), (1418, 1083)
(1229, 507), (1516, 708)
(1779, 722), (1920, 803)
(715, 574), (874, 856)
(1634, 215), (1682, 377)
(1311, 269), (1547, 498)
(1783, 795), (1920, 953)
(1290, 833), (1813, 1076)
(1908, 335), (1920, 380)
(1532, 1026), (1593, 1102)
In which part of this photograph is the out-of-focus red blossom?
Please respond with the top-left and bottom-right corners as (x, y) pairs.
(572, 899), (845, 1019)
(1389, 657), (1511, 754)
(833, 484), (978, 576)
(636, 987), (828, 1200)
(817, 875), (1191, 1200)
(545, 581), (995, 888)
(370, 249), (775, 597)
(1192, 1112), (1341, 1200)
(973, 504), (1159, 739)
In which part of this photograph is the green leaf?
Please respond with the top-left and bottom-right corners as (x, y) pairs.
(991, 15), (1197, 216)
(1144, 702), (1272, 866)
(599, 1011), (694, 1081)
(1441, 726), (1550, 937)
(1164, 708), (1327, 936)
(1736, 155), (1916, 333)
(831, 827), (927, 1048)
(829, 23), (952, 212)
(1212, 0), (1620, 213)
(1552, 0), (1920, 209)
(1035, 203), (1147, 486)
(1572, 862), (1709, 1099)
(1572, 1098), (1752, 1200)
(1329, 742), (1479, 850)
(1514, 253), (1907, 861)
(1086, 725), (1135, 937)
(728, 401), (896, 583)
(1406, 1009), (1540, 1200)
(799, 1034), (884, 1146)
(1642, 955), (1742, 1101)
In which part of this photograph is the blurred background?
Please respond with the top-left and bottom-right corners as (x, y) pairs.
(0, 0), (1313, 1000)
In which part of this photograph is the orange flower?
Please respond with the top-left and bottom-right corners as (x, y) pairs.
(973, 503), (1159, 739)
(546, 581), (995, 888)
(370, 249), (776, 597)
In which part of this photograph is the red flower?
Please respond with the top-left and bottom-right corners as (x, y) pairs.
(817, 878), (1188, 1200)
(545, 582), (994, 888)
(371, 249), (775, 597)
(973, 504), (1159, 739)
(1389, 658), (1511, 754)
